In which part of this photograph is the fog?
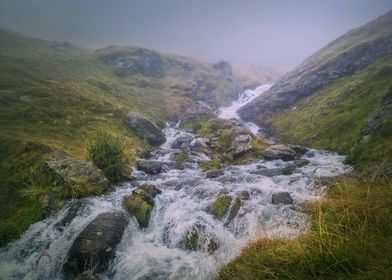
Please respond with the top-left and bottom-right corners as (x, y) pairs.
(0, 0), (391, 68)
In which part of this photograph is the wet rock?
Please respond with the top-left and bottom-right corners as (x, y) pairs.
(125, 112), (166, 146)
(190, 137), (212, 156)
(236, 190), (250, 200)
(136, 160), (162, 174)
(63, 212), (130, 279)
(210, 195), (241, 225)
(57, 200), (84, 227)
(180, 223), (219, 253)
(45, 151), (109, 191)
(206, 169), (224, 178)
(282, 164), (296, 175)
(230, 135), (254, 158)
(122, 184), (161, 228)
(288, 145), (308, 155)
(262, 145), (297, 161)
(294, 159), (310, 167)
(271, 192), (293, 205)
(171, 135), (193, 149)
(179, 101), (215, 124)
(251, 168), (283, 177)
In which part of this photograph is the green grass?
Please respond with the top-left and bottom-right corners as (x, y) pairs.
(273, 56), (392, 164)
(0, 29), (245, 245)
(218, 176), (392, 280)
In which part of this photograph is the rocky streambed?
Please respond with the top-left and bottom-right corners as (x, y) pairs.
(0, 85), (351, 280)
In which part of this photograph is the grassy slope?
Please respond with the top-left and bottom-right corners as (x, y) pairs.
(0, 29), (244, 245)
(219, 177), (392, 280)
(272, 56), (392, 164)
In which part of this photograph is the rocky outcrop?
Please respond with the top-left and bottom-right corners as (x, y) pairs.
(63, 212), (130, 279)
(125, 112), (166, 146)
(171, 135), (193, 149)
(212, 60), (232, 76)
(262, 145), (297, 161)
(271, 192), (293, 205)
(179, 101), (215, 125)
(45, 151), (109, 191)
(122, 184), (161, 228)
(238, 14), (392, 128)
(230, 134), (254, 159)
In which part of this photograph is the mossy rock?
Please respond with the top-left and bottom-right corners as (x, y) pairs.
(180, 223), (219, 253)
(123, 195), (152, 228)
(210, 195), (241, 225)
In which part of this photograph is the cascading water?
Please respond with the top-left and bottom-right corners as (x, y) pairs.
(0, 85), (351, 280)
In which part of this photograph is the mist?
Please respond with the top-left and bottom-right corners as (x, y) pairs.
(0, 0), (391, 68)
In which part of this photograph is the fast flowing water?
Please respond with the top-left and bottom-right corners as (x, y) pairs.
(0, 85), (351, 280)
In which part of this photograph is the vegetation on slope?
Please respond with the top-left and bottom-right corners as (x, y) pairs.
(272, 56), (392, 164)
(218, 176), (392, 280)
(0, 29), (245, 245)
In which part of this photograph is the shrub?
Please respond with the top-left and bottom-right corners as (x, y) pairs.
(88, 132), (126, 182)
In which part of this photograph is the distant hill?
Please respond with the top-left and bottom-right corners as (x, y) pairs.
(239, 10), (392, 165)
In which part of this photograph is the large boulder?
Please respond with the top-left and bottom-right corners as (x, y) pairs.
(122, 184), (161, 228)
(45, 151), (109, 191)
(190, 137), (213, 156)
(230, 135), (254, 159)
(125, 112), (166, 146)
(63, 212), (130, 279)
(136, 160), (163, 174)
(271, 192), (293, 205)
(179, 101), (215, 124)
(262, 145), (297, 161)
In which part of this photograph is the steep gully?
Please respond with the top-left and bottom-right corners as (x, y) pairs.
(0, 85), (351, 279)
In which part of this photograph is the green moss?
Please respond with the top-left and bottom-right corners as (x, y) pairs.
(200, 159), (221, 171)
(210, 195), (233, 220)
(174, 151), (189, 164)
(122, 195), (153, 228)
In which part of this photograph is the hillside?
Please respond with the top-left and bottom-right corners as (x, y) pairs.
(0, 29), (247, 245)
(238, 10), (392, 166)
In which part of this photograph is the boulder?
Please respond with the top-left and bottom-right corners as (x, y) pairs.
(236, 190), (250, 200)
(210, 195), (241, 225)
(294, 159), (310, 167)
(122, 184), (161, 228)
(262, 145), (297, 161)
(288, 145), (308, 155)
(230, 135), (254, 158)
(45, 151), (109, 191)
(125, 112), (166, 146)
(271, 192), (293, 205)
(179, 101), (215, 124)
(63, 212), (130, 279)
(190, 137), (212, 156)
(228, 126), (253, 139)
(136, 160), (163, 174)
(171, 135), (193, 149)
(180, 223), (219, 253)
(205, 169), (224, 178)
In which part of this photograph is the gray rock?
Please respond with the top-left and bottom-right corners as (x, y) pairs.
(136, 160), (163, 174)
(294, 159), (310, 167)
(251, 168), (283, 177)
(63, 212), (130, 279)
(271, 192), (293, 205)
(262, 145), (297, 161)
(45, 151), (109, 191)
(179, 101), (215, 124)
(236, 190), (250, 200)
(125, 112), (166, 146)
(190, 137), (212, 156)
(230, 135), (254, 158)
(206, 169), (224, 178)
(171, 135), (193, 149)
(57, 200), (84, 227)
(288, 145), (308, 155)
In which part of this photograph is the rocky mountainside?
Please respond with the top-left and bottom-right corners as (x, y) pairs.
(239, 10), (392, 165)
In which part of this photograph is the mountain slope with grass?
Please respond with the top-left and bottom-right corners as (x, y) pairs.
(0, 29), (247, 245)
(239, 10), (392, 166)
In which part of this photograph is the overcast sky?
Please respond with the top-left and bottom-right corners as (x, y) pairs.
(0, 0), (391, 68)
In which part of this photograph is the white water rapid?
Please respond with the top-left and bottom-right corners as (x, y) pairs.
(0, 85), (351, 280)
